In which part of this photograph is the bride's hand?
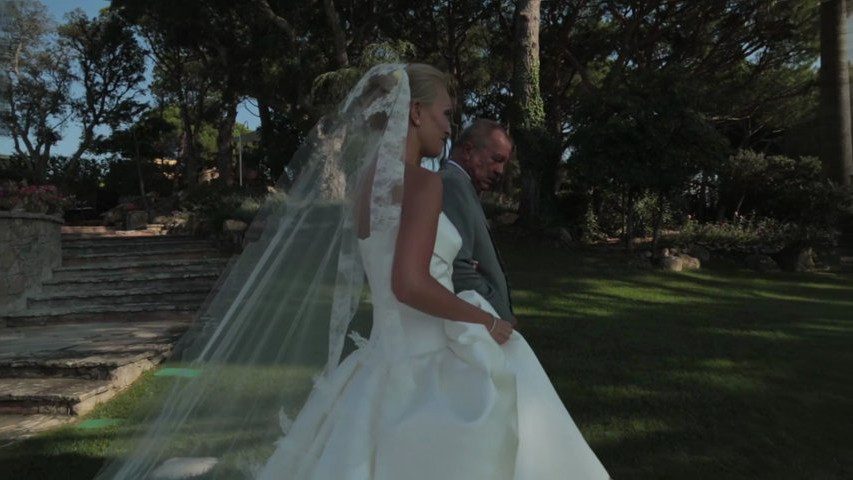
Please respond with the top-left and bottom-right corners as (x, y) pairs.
(486, 316), (513, 345)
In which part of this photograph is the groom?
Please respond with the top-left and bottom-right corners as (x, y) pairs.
(440, 119), (517, 326)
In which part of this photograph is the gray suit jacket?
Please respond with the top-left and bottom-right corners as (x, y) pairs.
(439, 162), (513, 321)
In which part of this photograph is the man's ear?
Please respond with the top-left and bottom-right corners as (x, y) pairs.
(462, 140), (474, 159)
(409, 100), (421, 126)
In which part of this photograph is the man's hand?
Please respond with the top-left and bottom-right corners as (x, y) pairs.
(508, 316), (518, 328)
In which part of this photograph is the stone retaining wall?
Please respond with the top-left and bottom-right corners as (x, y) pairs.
(0, 212), (63, 314)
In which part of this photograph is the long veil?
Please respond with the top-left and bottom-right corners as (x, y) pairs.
(94, 63), (410, 479)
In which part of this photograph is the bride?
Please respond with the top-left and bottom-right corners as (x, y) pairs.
(94, 64), (609, 479)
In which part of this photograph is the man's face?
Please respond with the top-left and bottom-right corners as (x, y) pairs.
(461, 129), (512, 192)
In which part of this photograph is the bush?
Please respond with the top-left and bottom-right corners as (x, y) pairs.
(177, 183), (281, 235)
(668, 215), (836, 253)
(0, 180), (66, 215)
(717, 150), (853, 231)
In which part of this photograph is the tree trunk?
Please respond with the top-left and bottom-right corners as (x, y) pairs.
(62, 126), (94, 188)
(651, 190), (666, 252)
(322, 0), (349, 69)
(624, 188), (636, 251)
(512, 0), (551, 227)
(216, 90), (239, 186)
(257, 97), (276, 178)
(179, 104), (200, 186)
(819, 0), (853, 186)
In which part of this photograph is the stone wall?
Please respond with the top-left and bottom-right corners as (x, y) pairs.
(0, 212), (63, 314)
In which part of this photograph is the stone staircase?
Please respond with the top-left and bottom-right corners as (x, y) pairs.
(0, 226), (230, 442)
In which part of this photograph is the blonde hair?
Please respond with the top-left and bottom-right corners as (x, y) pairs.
(406, 63), (450, 104)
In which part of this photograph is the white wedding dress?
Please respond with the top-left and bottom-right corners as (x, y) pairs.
(257, 212), (609, 479)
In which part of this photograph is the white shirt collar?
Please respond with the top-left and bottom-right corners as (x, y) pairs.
(446, 159), (471, 181)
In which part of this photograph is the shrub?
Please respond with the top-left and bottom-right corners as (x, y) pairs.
(0, 180), (66, 215)
(717, 150), (853, 232)
(668, 215), (836, 253)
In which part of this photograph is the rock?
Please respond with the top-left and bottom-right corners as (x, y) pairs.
(773, 247), (816, 272)
(101, 207), (123, 226)
(495, 212), (519, 227)
(687, 244), (711, 263)
(223, 219), (248, 233)
(659, 247), (671, 258)
(677, 254), (701, 270)
(124, 211), (148, 230)
(796, 248), (816, 272)
(559, 228), (573, 245)
(745, 254), (781, 273)
(660, 255), (683, 272)
(151, 457), (218, 479)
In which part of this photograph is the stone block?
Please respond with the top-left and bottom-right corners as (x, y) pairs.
(660, 256), (683, 272)
(124, 211), (148, 230)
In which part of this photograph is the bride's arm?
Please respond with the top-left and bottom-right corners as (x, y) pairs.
(391, 166), (513, 343)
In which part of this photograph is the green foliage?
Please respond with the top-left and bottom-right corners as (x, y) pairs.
(572, 70), (730, 197)
(670, 216), (835, 253)
(0, 179), (65, 214)
(176, 183), (283, 234)
(57, 9), (147, 171)
(5, 0), (827, 232)
(102, 158), (175, 199)
(716, 150), (853, 235)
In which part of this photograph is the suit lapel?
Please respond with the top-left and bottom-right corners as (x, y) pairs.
(449, 166), (514, 315)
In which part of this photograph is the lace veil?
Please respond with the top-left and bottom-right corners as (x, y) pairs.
(94, 63), (411, 479)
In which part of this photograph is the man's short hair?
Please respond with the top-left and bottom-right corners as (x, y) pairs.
(452, 119), (512, 152)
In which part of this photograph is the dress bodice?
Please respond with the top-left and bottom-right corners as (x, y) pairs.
(357, 212), (462, 360)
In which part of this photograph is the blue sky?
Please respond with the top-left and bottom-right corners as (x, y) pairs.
(0, 0), (261, 158)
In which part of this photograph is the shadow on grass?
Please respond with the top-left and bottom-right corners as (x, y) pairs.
(3, 238), (851, 480)
(500, 239), (853, 479)
(1, 448), (104, 480)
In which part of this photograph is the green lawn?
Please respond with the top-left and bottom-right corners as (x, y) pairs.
(2, 239), (852, 479)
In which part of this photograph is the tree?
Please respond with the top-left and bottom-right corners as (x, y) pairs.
(143, 20), (216, 187)
(819, 0), (853, 186)
(94, 108), (181, 202)
(1, 0), (72, 182)
(572, 71), (728, 248)
(58, 9), (147, 183)
(511, 0), (556, 226)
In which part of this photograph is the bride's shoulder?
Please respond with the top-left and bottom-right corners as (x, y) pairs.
(404, 164), (443, 196)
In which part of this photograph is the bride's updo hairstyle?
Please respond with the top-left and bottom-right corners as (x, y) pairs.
(406, 63), (451, 104)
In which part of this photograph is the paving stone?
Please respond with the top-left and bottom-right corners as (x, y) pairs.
(0, 414), (72, 443)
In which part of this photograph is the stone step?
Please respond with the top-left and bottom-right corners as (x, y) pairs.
(41, 271), (221, 294)
(61, 247), (220, 266)
(52, 257), (229, 280)
(61, 224), (167, 236)
(0, 414), (73, 443)
(62, 233), (197, 245)
(0, 320), (187, 379)
(3, 303), (198, 327)
(27, 286), (211, 309)
(61, 233), (169, 241)
(0, 377), (116, 416)
(62, 238), (210, 255)
(61, 225), (118, 235)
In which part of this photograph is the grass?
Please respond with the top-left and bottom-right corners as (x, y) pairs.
(1, 237), (852, 479)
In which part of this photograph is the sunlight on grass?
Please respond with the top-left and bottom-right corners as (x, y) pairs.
(700, 327), (800, 341)
(669, 371), (768, 393)
(584, 416), (676, 447)
(2, 240), (852, 480)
